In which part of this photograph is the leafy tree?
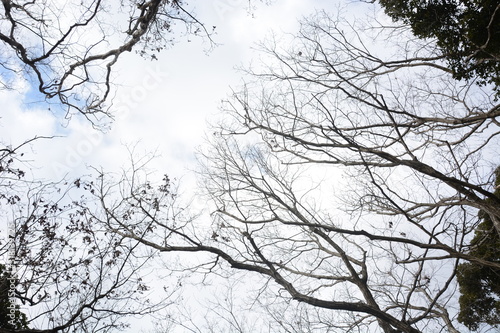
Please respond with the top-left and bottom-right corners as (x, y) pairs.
(378, 0), (500, 92)
(0, 264), (29, 330)
(457, 167), (500, 331)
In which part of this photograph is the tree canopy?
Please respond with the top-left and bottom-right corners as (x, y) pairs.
(0, 1), (499, 332)
(457, 167), (500, 330)
(378, 0), (500, 92)
(0, 264), (29, 331)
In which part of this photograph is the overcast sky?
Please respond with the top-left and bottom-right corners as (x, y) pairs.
(1, 0), (369, 189)
(1, 1), (374, 330)
(3, 1), (500, 332)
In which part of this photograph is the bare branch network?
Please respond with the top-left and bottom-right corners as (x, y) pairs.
(0, 0), (213, 126)
(1, 3), (499, 333)
(61, 11), (497, 332)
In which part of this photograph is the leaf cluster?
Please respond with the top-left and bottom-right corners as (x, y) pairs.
(0, 264), (29, 330)
(379, 0), (500, 92)
(457, 167), (500, 330)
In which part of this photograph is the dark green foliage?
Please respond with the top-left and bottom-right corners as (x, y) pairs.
(456, 169), (500, 331)
(0, 264), (29, 330)
(379, 0), (500, 91)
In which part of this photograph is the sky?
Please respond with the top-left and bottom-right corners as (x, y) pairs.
(0, 0), (378, 331)
(4, 1), (497, 332)
(1, 0), (372, 188)
(2, 0), (322, 183)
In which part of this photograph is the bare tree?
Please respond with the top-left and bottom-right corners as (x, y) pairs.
(0, 0), (213, 126)
(85, 9), (500, 333)
(5, 5), (496, 333)
(198, 10), (499, 332)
